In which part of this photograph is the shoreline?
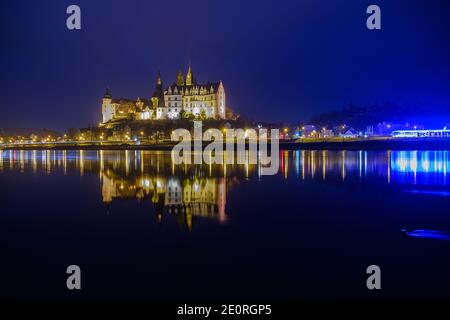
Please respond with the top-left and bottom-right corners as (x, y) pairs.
(2, 138), (450, 151)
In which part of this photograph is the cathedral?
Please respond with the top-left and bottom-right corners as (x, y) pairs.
(101, 66), (226, 124)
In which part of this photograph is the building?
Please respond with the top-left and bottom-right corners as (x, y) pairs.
(101, 66), (226, 124)
(341, 127), (359, 138)
(320, 128), (334, 138)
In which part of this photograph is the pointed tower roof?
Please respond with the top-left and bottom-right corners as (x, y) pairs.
(186, 65), (193, 86)
(103, 87), (112, 99)
(157, 71), (162, 86)
(151, 72), (165, 107)
(176, 70), (185, 86)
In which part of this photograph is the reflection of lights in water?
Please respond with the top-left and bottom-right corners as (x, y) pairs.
(422, 159), (429, 172)
(406, 189), (450, 197)
(295, 150), (300, 179)
(301, 150), (305, 180)
(125, 150), (129, 175)
(391, 151), (449, 174)
(399, 158), (407, 171)
(387, 150), (391, 184)
(389, 151), (449, 186)
(2, 149), (449, 190)
(79, 150), (84, 176)
(322, 150), (326, 180)
(404, 229), (450, 241)
(284, 150), (289, 179)
(358, 150), (362, 178)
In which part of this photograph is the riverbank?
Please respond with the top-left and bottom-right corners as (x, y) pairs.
(2, 138), (450, 151)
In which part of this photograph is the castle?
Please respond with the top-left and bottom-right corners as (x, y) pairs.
(101, 66), (226, 124)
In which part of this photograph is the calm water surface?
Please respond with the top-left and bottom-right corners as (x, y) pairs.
(1, 149), (450, 299)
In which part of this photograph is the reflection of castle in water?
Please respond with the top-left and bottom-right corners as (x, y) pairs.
(97, 151), (233, 229)
(101, 172), (227, 229)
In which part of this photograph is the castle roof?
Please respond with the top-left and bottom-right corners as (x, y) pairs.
(165, 81), (221, 94)
(103, 88), (112, 99)
(111, 98), (153, 111)
(111, 98), (137, 104)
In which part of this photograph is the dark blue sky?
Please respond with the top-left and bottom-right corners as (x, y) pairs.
(1, 0), (450, 130)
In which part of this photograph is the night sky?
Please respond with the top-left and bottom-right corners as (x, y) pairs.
(1, 0), (450, 130)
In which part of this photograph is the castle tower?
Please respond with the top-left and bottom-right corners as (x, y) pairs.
(151, 72), (165, 108)
(103, 87), (112, 102)
(176, 70), (184, 86)
(102, 87), (114, 123)
(156, 71), (162, 86)
(186, 65), (193, 86)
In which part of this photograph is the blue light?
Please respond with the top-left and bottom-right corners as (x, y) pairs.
(405, 229), (450, 241)
(392, 128), (450, 138)
(407, 190), (450, 197)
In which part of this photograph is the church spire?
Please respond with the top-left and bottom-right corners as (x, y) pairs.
(176, 70), (185, 86)
(186, 65), (193, 86)
(156, 71), (162, 86)
(103, 86), (112, 99)
(151, 71), (164, 108)
(153, 71), (163, 91)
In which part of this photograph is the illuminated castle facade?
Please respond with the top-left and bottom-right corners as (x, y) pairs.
(101, 66), (226, 123)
